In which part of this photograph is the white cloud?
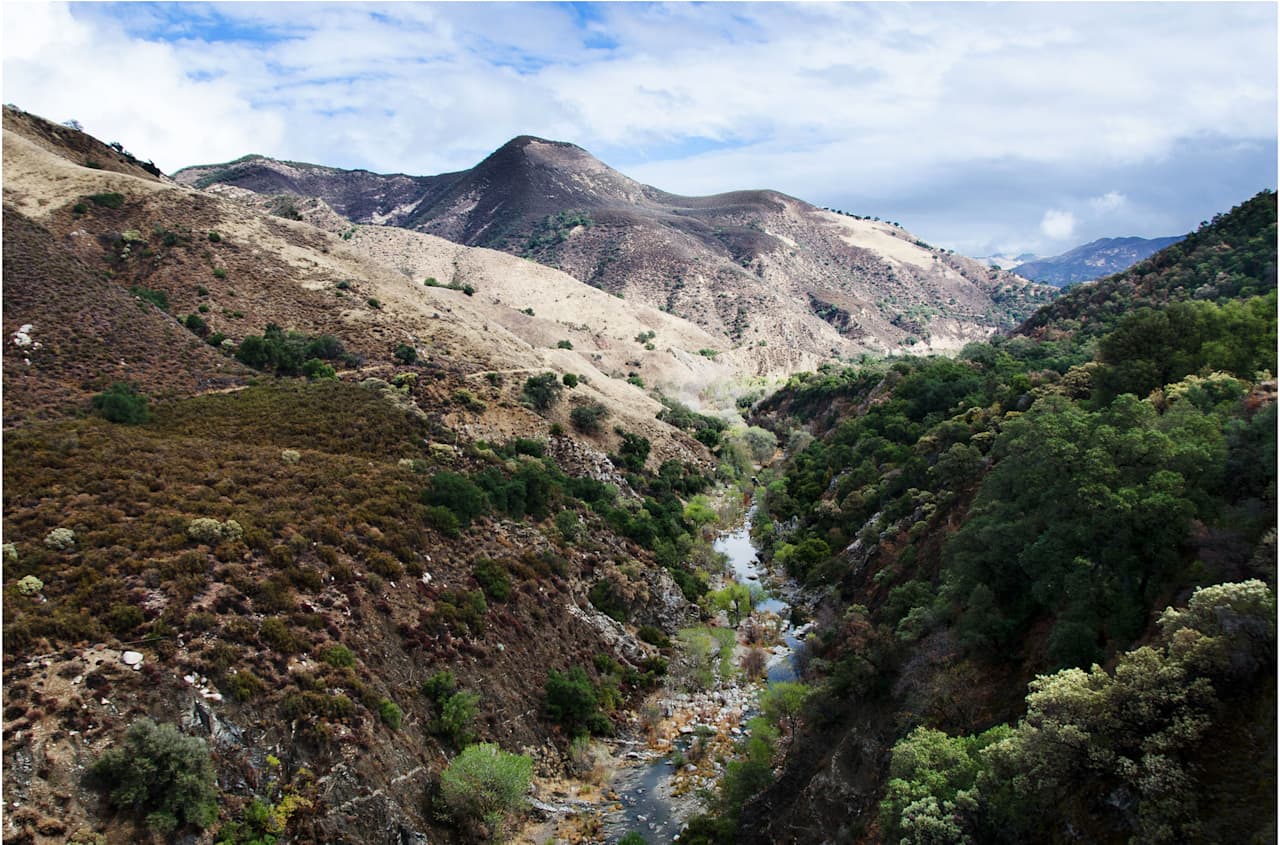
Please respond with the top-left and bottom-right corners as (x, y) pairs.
(1040, 209), (1078, 241)
(2, 2), (287, 170)
(1090, 192), (1128, 214)
(2, 2), (1274, 251)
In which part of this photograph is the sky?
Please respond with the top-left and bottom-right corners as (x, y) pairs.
(3, 1), (1276, 257)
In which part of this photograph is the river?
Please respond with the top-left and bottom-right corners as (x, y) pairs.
(600, 504), (804, 843)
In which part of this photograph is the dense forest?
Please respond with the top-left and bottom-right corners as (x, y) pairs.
(699, 190), (1277, 843)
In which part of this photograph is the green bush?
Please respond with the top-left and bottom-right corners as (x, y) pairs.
(301, 358), (336, 380)
(394, 344), (417, 364)
(432, 689), (481, 748)
(562, 373), (579, 388)
(184, 313), (208, 336)
(89, 719), (218, 833)
(421, 472), (489, 528)
(554, 510), (580, 543)
(438, 743), (533, 841)
(637, 624), (671, 649)
(424, 505), (461, 537)
(130, 286), (169, 311)
(522, 372), (562, 411)
(588, 579), (628, 623)
(91, 383), (150, 424)
(545, 666), (610, 737)
(186, 517), (243, 544)
(322, 644), (355, 668)
(16, 574), (43, 596)
(44, 527), (76, 550)
(377, 698), (402, 729)
(235, 325), (346, 377)
(472, 558), (512, 602)
(570, 401), (609, 434)
(87, 192), (125, 208)
(557, 339), (574, 349)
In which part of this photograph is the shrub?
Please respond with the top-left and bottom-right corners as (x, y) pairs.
(570, 402), (609, 434)
(259, 617), (302, 653)
(322, 644), (355, 668)
(637, 625), (671, 649)
(424, 505), (461, 537)
(562, 373), (579, 388)
(472, 558), (512, 602)
(226, 669), (265, 702)
(281, 449), (301, 464)
(394, 344), (417, 364)
(522, 373), (562, 411)
(557, 339), (574, 349)
(207, 231), (221, 242)
(87, 192), (125, 208)
(377, 698), (402, 729)
(212, 268), (227, 279)
(588, 579), (628, 623)
(186, 518), (243, 545)
(614, 432), (650, 472)
(301, 358), (336, 380)
(433, 689), (481, 748)
(91, 383), (150, 424)
(184, 314), (209, 336)
(439, 745), (533, 841)
(366, 297), (381, 309)
(130, 286), (169, 311)
(554, 510), (580, 543)
(16, 575), (44, 596)
(89, 719), (217, 833)
(44, 527), (76, 550)
(545, 666), (610, 737)
(421, 472), (489, 528)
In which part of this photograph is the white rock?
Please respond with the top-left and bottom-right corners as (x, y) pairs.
(121, 651), (144, 667)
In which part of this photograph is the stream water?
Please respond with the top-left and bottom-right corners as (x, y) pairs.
(601, 504), (803, 843)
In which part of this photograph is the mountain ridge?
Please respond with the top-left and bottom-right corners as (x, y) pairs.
(1012, 234), (1186, 287)
(177, 137), (1057, 367)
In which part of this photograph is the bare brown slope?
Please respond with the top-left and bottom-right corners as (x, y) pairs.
(2, 210), (255, 426)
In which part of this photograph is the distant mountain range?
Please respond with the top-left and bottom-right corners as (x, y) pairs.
(1011, 235), (1186, 287)
(176, 138), (1055, 369)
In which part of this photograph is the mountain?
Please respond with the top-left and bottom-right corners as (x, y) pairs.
(1012, 235), (1186, 287)
(729, 194), (1276, 844)
(177, 138), (1057, 371)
